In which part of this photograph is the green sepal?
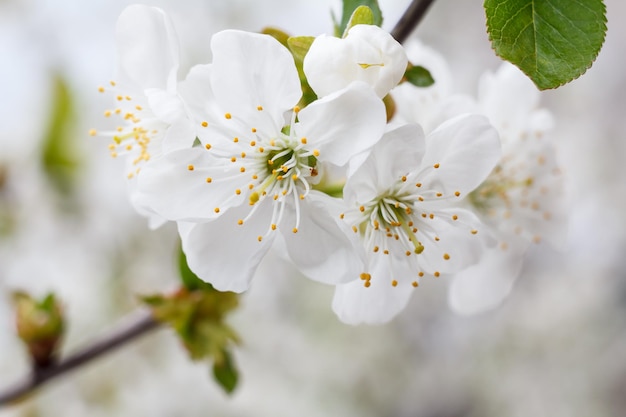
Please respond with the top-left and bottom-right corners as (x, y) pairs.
(178, 246), (214, 292)
(335, 0), (383, 36)
(287, 36), (318, 108)
(343, 6), (375, 37)
(484, 0), (607, 90)
(261, 27), (290, 48)
(403, 64), (435, 88)
(212, 349), (239, 394)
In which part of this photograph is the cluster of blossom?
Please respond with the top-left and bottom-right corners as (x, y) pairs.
(92, 5), (565, 324)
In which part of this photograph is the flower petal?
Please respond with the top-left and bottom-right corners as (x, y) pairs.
(135, 148), (246, 221)
(280, 191), (364, 285)
(210, 30), (301, 129)
(332, 253), (415, 325)
(448, 234), (528, 315)
(420, 114), (501, 196)
(304, 25), (407, 98)
(297, 82), (386, 167)
(115, 5), (179, 91)
(180, 201), (276, 292)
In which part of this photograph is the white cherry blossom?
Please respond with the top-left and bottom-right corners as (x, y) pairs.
(332, 115), (501, 324)
(91, 5), (195, 225)
(303, 24), (407, 98)
(136, 30), (387, 292)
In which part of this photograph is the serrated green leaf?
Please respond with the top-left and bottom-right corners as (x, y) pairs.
(335, 0), (383, 36)
(212, 349), (239, 394)
(485, 0), (607, 90)
(344, 6), (375, 36)
(404, 65), (435, 88)
(41, 75), (80, 195)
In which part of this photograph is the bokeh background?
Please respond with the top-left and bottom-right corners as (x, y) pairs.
(1, 1), (625, 416)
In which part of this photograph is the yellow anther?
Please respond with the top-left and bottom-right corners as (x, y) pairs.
(418, 272), (424, 277)
(415, 182), (422, 188)
(225, 113), (232, 119)
(258, 147), (264, 153)
(418, 196), (424, 202)
(104, 110), (112, 117)
(250, 192), (260, 204)
(435, 236), (440, 241)
(436, 192), (442, 197)
(125, 95), (132, 100)
(258, 236), (263, 242)
(339, 213), (345, 219)
(237, 219), (244, 225)
(412, 281), (419, 288)
(98, 86), (105, 93)
(352, 226), (358, 233)
(88, 129), (97, 136)
(452, 215), (458, 221)
(434, 271), (440, 278)
(292, 227), (298, 233)
(233, 137), (239, 143)
(251, 127), (257, 133)
(235, 189), (241, 195)
(250, 140), (256, 146)
(257, 105), (263, 111)
(401, 176), (407, 182)
(114, 108), (121, 114)
(392, 280), (398, 287)
(359, 206), (365, 212)
(214, 207), (220, 213)
(292, 174), (298, 180)
(201, 121), (208, 127)
(116, 95), (123, 101)
(454, 191), (461, 197)
(429, 213), (434, 219)
(471, 229), (478, 235)
(273, 195), (279, 201)
(384, 250), (389, 255)
(443, 253), (450, 260)
(300, 194), (305, 200)
(206, 177), (212, 183)
(433, 163), (440, 169)
(313, 149), (320, 157)
(109, 80), (116, 86)
(231, 157), (237, 163)
(187, 164), (195, 171)
(405, 251), (411, 256)
(204, 144), (211, 151)
(301, 137), (307, 144)
(241, 152), (246, 158)
(271, 224), (277, 230)
(294, 106), (301, 113)
(135, 105), (142, 111)
(364, 281), (371, 288)
(360, 273), (369, 280)
(252, 174), (258, 180)
(267, 160), (273, 166)
(373, 246), (379, 253)
(240, 167), (246, 173)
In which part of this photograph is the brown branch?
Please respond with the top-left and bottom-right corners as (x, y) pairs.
(0, 310), (160, 407)
(391, 0), (437, 44)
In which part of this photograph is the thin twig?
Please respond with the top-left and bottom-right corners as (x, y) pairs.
(391, 0), (437, 44)
(0, 310), (160, 407)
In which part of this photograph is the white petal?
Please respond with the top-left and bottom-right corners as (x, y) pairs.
(448, 234), (528, 315)
(180, 201), (276, 292)
(304, 25), (407, 98)
(332, 254), (415, 325)
(210, 30), (301, 129)
(135, 148), (246, 221)
(115, 5), (179, 91)
(420, 114), (501, 196)
(343, 124), (425, 204)
(162, 118), (197, 152)
(280, 191), (364, 285)
(297, 82), (386, 167)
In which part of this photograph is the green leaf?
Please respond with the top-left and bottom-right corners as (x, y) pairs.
(212, 349), (239, 394)
(484, 0), (607, 90)
(335, 0), (383, 36)
(404, 65), (435, 88)
(344, 6), (375, 36)
(41, 75), (81, 195)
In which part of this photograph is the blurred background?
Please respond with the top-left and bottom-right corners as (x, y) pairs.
(1, 0), (625, 416)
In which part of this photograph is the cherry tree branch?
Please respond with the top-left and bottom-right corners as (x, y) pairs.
(0, 310), (160, 407)
(391, 0), (436, 44)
